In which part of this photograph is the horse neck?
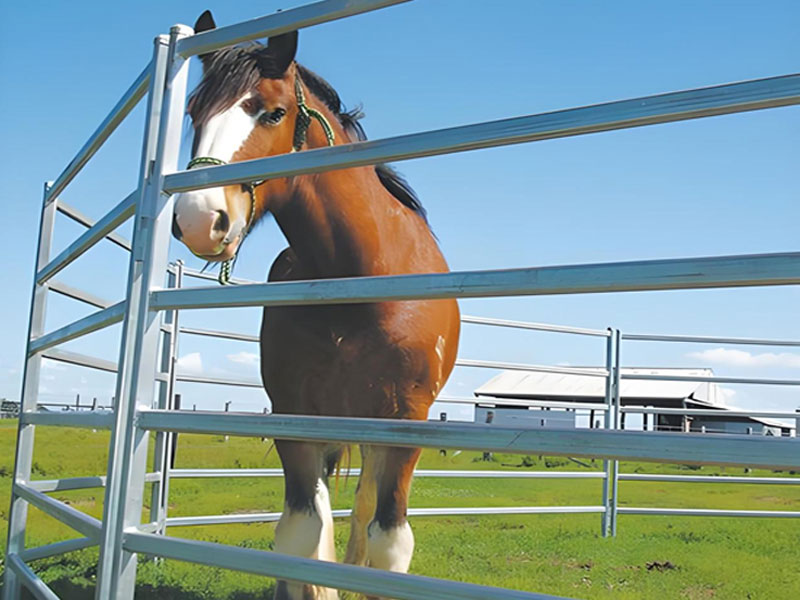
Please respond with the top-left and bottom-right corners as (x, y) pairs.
(272, 97), (430, 279)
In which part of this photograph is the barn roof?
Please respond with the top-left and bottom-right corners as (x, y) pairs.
(474, 367), (793, 431)
(474, 367), (714, 404)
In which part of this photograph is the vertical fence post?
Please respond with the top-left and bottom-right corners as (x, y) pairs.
(610, 328), (622, 537)
(795, 409), (799, 438)
(2, 182), (57, 600)
(600, 328), (615, 537)
(94, 24), (191, 600)
(150, 260), (183, 534)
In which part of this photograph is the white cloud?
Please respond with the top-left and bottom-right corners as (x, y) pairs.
(687, 348), (800, 369)
(42, 361), (66, 371)
(227, 352), (259, 366)
(719, 387), (737, 400)
(176, 352), (204, 374)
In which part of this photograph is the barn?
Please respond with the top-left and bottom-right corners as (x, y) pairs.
(474, 367), (796, 436)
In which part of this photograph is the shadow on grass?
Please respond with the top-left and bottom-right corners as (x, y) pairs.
(14, 579), (276, 600)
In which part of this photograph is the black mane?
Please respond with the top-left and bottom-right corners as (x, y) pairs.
(187, 44), (427, 224)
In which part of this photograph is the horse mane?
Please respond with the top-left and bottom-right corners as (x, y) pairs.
(187, 45), (428, 224)
(295, 64), (428, 224)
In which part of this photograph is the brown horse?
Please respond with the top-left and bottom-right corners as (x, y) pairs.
(172, 11), (460, 600)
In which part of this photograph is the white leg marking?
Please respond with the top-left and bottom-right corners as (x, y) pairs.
(366, 520), (414, 573)
(274, 479), (338, 600)
(314, 479), (337, 564)
(274, 503), (322, 558)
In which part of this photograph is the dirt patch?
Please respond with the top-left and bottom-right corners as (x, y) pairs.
(550, 557), (594, 571)
(753, 495), (797, 505)
(646, 560), (677, 572)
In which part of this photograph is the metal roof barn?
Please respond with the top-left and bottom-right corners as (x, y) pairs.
(474, 368), (795, 436)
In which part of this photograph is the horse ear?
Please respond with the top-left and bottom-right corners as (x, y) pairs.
(258, 31), (298, 77)
(194, 11), (217, 66)
(194, 10), (216, 33)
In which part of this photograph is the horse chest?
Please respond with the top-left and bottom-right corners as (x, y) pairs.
(260, 305), (426, 417)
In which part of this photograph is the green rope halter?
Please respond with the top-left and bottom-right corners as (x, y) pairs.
(185, 71), (336, 285)
(292, 73), (336, 152)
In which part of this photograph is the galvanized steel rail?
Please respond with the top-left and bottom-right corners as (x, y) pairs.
(124, 531), (570, 600)
(162, 75), (800, 194)
(150, 252), (800, 310)
(137, 409), (800, 469)
(37, 191), (136, 284)
(44, 66), (150, 204)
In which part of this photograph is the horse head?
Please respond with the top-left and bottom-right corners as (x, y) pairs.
(172, 10), (305, 263)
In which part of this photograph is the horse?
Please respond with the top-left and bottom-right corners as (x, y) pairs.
(171, 11), (460, 600)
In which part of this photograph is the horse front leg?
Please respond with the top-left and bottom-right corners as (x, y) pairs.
(366, 446), (420, 584)
(274, 440), (339, 600)
(344, 445), (378, 567)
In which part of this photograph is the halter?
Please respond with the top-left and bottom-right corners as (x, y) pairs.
(186, 71), (336, 284)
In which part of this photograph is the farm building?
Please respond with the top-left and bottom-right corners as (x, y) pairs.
(474, 368), (796, 437)
(1, 399), (20, 419)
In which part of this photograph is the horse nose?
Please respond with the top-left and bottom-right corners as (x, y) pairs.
(172, 216), (183, 240)
(172, 191), (232, 258)
(212, 210), (230, 234)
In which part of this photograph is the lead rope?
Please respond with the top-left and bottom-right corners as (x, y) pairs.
(187, 71), (336, 285)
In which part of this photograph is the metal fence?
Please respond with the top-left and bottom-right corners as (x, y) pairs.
(4, 1), (800, 599)
(150, 270), (800, 537)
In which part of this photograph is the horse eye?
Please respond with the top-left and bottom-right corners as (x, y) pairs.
(258, 108), (286, 126)
(241, 97), (262, 116)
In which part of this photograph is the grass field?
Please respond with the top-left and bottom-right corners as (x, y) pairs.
(1, 419), (799, 599)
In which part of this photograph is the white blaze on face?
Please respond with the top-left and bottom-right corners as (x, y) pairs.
(193, 93), (260, 160)
(173, 93), (261, 258)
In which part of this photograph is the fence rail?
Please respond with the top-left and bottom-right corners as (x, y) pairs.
(27, 301), (126, 356)
(123, 531), (568, 600)
(137, 409), (800, 469)
(45, 65), (151, 204)
(162, 75), (800, 194)
(56, 201), (132, 251)
(168, 468), (607, 479)
(38, 192), (136, 284)
(461, 314), (610, 337)
(48, 280), (113, 309)
(176, 0), (411, 58)
(620, 406), (799, 419)
(622, 332), (800, 346)
(150, 252), (800, 311)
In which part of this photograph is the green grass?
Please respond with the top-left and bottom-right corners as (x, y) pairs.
(2, 419), (800, 599)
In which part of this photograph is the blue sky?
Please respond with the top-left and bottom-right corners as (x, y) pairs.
(1, 1), (798, 421)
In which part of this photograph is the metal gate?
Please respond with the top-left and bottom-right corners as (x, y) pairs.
(4, 1), (800, 599)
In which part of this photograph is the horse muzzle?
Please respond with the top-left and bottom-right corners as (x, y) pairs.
(172, 191), (246, 262)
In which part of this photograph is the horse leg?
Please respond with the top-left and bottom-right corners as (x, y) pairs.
(273, 440), (339, 600)
(366, 446), (420, 577)
(344, 445), (378, 566)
